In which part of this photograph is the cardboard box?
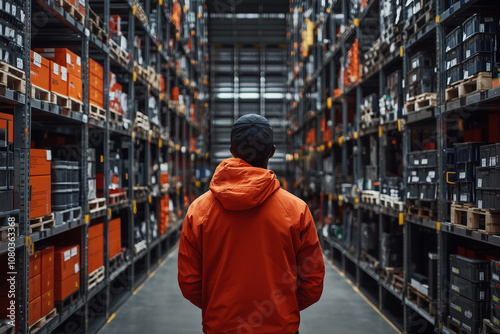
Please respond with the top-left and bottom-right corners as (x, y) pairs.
(68, 74), (82, 102)
(41, 246), (54, 271)
(89, 86), (104, 108)
(41, 268), (54, 295)
(41, 289), (54, 317)
(89, 58), (103, 80)
(88, 247), (103, 274)
(55, 245), (80, 281)
(29, 296), (41, 327)
(29, 175), (51, 219)
(29, 274), (41, 302)
(30, 250), (42, 278)
(109, 218), (121, 259)
(49, 61), (68, 96)
(89, 223), (103, 240)
(30, 51), (50, 91)
(36, 48), (81, 78)
(89, 74), (103, 91)
(55, 272), (79, 301)
(30, 149), (52, 176)
(0, 111), (13, 143)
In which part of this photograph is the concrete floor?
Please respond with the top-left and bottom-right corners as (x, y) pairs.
(100, 248), (399, 334)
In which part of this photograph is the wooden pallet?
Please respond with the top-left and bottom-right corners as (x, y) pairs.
(446, 80), (461, 101)
(392, 274), (404, 292)
(380, 267), (402, 283)
(447, 317), (462, 334)
(31, 84), (50, 102)
(360, 115), (379, 129)
(406, 8), (435, 40)
(55, 290), (80, 313)
(0, 61), (25, 79)
(134, 240), (147, 255)
(361, 190), (380, 205)
(29, 308), (57, 334)
(447, 72), (493, 100)
(88, 197), (106, 213)
(50, 91), (70, 109)
(89, 8), (108, 43)
(483, 319), (500, 334)
(109, 192), (127, 206)
(361, 250), (380, 270)
(407, 284), (437, 316)
(0, 66), (26, 95)
(68, 97), (83, 113)
(451, 202), (475, 228)
(30, 213), (55, 234)
(88, 266), (105, 291)
(407, 199), (436, 220)
(132, 0), (149, 26)
(109, 40), (130, 64)
(469, 208), (500, 235)
(380, 110), (398, 124)
(54, 206), (82, 226)
(110, 109), (124, 124)
(380, 194), (404, 211)
(89, 104), (106, 121)
(54, 0), (84, 24)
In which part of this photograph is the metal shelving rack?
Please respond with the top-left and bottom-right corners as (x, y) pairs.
(0, 0), (209, 333)
(287, 0), (500, 333)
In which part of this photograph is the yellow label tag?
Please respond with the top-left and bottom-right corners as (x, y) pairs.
(100, 155), (104, 163)
(436, 222), (441, 230)
(354, 18), (359, 27)
(176, 144), (180, 150)
(379, 126), (383, 138)
(338, 136), (343, 146)
(126, 173), (129, 180)
(159, 0), (163, 5)
(353, 132), (358, 140)
(196, 181), (201, 188)
(158, 45), (162, 51)
(399, 213), (404, 225)
(133, 201), (137, 214)
(328, 194), (333, 202)
(400, 46), (404, 58)
(327, 97), (332, 109)
(133, 72), (137, 82)
(149, 196), (153, 204)
(326, 8), (331, 13)
(159, 139), (162, 148)
(176, 187), (180, 195)
(85, 215), (90, 223)
(132, 131), (136, 138)
(108, 209), (112, 219)
(328, 141), (333, 148)
(398, 119), (402, 132)
(436, 16), (440, 23)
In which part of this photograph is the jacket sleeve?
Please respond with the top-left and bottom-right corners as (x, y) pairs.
(178, 212), (203, 309)
(296, 207), (325, 311)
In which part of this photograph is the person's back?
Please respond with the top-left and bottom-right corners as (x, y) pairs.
(178, 114), (325, 334)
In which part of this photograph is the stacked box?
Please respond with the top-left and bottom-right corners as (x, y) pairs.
(87, 148), (96, 201)
(30, 149), (52, 219)
(406, 150), (438, 201)
(0, 115), (14, 211)
(453, 143), (482, 204)
(449, 255), (490, 334)
(0, 1), (26, 72)
(492, 260), (500, 330)
(109, 218), (121, 259)
(88, 223), (104, 274)
(406, 51), (435, 99)
(40, 246), (54, 318)
(476, 144), (500, 210)
(54, 245), (80, 302)
(28, 250), (42, 326)
(89, 58), (104, 108)
(30, 51), (50, 91)
(379, 70), (401, 121)
(381, 177), (403, 199)
(51, 160), (79, 211)
(446, 26), (464, 85)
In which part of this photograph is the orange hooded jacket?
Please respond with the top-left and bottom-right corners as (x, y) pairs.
(178, 158), (325, 334)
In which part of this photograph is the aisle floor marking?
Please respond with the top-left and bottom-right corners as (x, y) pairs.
(327, 259), (402, 334)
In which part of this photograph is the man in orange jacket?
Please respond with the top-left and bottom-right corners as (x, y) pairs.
(178, 114), (325, 334)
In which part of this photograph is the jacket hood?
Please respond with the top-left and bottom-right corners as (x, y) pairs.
(210, 158), (280, 211)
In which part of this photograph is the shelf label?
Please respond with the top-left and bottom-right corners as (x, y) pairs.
(159, 139), (162, 148)
(85, 214), (90, 223)
(74, 263), (79, 274)
(133, 201), (137, 214)
(149, 195), (152, 204)
(64, 250), (71, 261)
(108, 209), (112, 219)
(478, 179), (483, 188)
(399, 213), (404, 225)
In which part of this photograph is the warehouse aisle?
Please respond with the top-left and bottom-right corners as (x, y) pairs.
(100, 248), (399, 334)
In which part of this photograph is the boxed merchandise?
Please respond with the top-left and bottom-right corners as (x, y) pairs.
(89, 87), (104, 108)
(41, 289), (54, 317)
(109, 218), (121, 259)
(41, 267), (53, 295)
(30, 51), (50, 90)
(55, 245), (80, 281)
(30, 250), (41, 278)
(55, 271), (80, 301)
(450, 254), (489, 282)
(68, 74), (82, 102)
(88, 223), (104, 273)
(89, 58), (103, 79)
(29, 274), (41, 302)
(30, 149), (52, 176)
(451, 274), (489, 301)
(49, 61), (68, 96)
(42, 246), (55, 270)
(29, 175), (51, 219)
(35, 48), (81, 77)
(29, 296), (41, 327)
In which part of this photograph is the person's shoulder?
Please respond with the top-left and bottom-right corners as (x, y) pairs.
(188, 191), (216, 212)
(272, 188), (309, 221)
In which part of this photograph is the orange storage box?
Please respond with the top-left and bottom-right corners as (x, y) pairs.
(88, 223), (103, 240)
(0, 111), (13, 143)
(68, 74), (82, 102)
(29, 296), (41, 327)
(41, 289), (54, 317)
(30, 149), (52, 176)
(89, 74), (103, 91)
(89, 58), (103, 80)
(109, 218), (121, 259)
(29, 250), (41, 278)
(41, 246), (54, 271)
(55, 272), (79, 301)
(29, 175), (51, 219)
(55, 245), (80, 281)
(49, 61), (68, 96)
(30, 51), (50, 91)
(88, 243), (103, 273)
(89, 86), (104, 108)
(29, 274), (41, 302)
(41, 268), (54, 295)
(36, 48), (81, 78)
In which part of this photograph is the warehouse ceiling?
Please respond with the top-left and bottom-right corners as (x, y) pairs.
(206, 0), (288, 45)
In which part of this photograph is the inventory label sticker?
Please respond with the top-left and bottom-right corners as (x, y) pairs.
(64, 250), (71, 261)
(75, 263), (79, 274)
(71, 246), (77, 257)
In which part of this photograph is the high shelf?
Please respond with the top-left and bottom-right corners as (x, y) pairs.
(286, 0), (500, 333)
(0, 0), (209, 333)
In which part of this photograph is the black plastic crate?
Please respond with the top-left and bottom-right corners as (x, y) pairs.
(419, 183), (437, 201)
(407, 184), (419, 200)
(492, 282), (500, 305)
(446, 45), (463, 68)
(364, 165), (378, 181)
(446, 26), (463, 50)
(407, 169), (420, 184)
(480, 144), (500, 168)
(0, 148), (12, 168)
(449, 308), (483, 334)
(476, 167), (500, 189)
(408, 151), (421, 167)
(447, 63), (464, 85)
(0, 189), (12, 211)
(454, 181), (475, 203)
(410, 51), (434, 71)
(450, 291), (488, 323)
(419, 168), (438, 184)
(450, 254), (489, 282)
(476, 189), (500, 211)
(463, 14), (498, 41)
(420, 150), (438, 167)
(463, 33), (496, 60)
(362, 94), (378, 111)
(491, 302), (500, 330)
(407, 67), (434, 91)
(456, 162), (476, 182)
(463, 53), (494, 79)
(0, 168), (9, 190)
(493, 260), (500, 283)
(454, 142), (482, 163)
(451, 274), (489, 301)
